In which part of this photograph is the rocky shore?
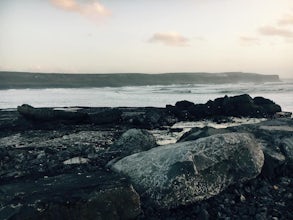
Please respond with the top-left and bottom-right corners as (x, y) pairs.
(0, 94), (292, 220)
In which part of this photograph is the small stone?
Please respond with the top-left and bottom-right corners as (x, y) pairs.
(63, 157), (89, 165)
(240, 194), (246, 202)
(273, 185), (279, 190)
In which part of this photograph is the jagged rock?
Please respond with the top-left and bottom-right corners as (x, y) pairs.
(0, 172), (141, 220)
(109, 129), (157, 157)
(168, 100), (197, 121)
(111, 133), (264, 208)
(17, 104), (88, 122)
(167, 94), (281, 120)
(175, 100), (196, 110)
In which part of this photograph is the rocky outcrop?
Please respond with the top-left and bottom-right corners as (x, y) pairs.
(17, 104), (88, 122)
(112, 133), (264, 208)
(167, 94), (281, 120)
(0, 97), (291, 219)
(109, 129), (157, 157)
(14, 94), (283, 129)
(121, 108), (174, 129)
(0, 172), (141, 220)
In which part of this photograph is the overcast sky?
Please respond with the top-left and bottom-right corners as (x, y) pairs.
(0, 0), (292, 77)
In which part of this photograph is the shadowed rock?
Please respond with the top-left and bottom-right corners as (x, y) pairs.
(168, 94), (282, 120)
(17, 104), (88, 122)
(111, 133), (264, 208)
(0, 172), (141, 220)
(89, 108), (122, 124)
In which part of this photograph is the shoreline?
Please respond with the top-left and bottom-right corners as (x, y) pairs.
(1, 94), (292, 219)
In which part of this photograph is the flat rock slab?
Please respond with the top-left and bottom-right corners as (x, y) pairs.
(0, 172), (141, 220)
(112, 133), (264, 208)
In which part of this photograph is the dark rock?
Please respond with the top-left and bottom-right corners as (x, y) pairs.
(175, 100), (195, 110)
(0, 172), (141, 220)
(121, 108), (173, 129)
(112, 133), (264, 208)
(167, 101), (196, 121)
(17, 104), (88, 122)
(280, 137), (293, 162)
(89, 108), (122, 124)
(274, 111), (292, 118)
(253, 97), (281, 117)
(197, 208), (210, 220)
(131, 109), (170, 128)
(168, 94), (282, 120)
(261, 148), (286, 179)
(109, 129), (157, 157)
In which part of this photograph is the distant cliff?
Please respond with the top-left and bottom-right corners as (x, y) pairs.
(0, 71), (280, 89)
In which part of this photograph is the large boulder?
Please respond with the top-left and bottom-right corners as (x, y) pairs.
(0, 172), (141, 220)
(177, 118), (293, 178)
(111, 133), (264, 208)
(109, 129), (157, 157)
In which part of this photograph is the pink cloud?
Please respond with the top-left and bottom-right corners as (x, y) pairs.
(258, 26), (293, 38)
(50, 0), (110, 20)
(149, 32), (189, 47)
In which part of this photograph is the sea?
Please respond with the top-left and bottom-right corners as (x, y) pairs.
(1, 80), (293, 113)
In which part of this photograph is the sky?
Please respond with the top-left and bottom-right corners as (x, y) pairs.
(0, 0), (293, 78)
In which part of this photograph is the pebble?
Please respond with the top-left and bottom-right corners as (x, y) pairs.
(240, 194), (246, 202)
